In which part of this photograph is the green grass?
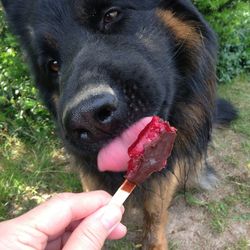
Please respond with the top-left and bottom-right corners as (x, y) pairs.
(218, 75), (250, 137)
(168, 240), (180, 250)
(225, 237), (250, 250)
(106, 239), (137, 250)
(185, 179), (250, 234)
(106, 237), (180, 249)
(0, 131), (82, 220)
(207, 200), (230, 233)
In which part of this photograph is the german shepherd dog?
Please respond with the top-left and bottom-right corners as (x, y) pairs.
(2, 0), (237, 249)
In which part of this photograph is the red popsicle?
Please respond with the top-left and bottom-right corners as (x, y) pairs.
(109, 116), (177, 206)
(126, 116), (176, 185)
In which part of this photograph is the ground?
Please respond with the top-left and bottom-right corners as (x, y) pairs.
(164, 78), (250, 250)
(0, 76), (249, 249)
(166, 126), (250, 250)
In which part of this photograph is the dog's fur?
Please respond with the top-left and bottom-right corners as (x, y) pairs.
(2, 0), (237, 249)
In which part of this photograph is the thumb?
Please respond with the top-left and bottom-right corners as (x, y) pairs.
(63, 204), (123, 250)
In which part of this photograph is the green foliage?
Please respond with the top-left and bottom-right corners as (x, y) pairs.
(194, 0), (250, 83)
(0, 130), (82, 220)
(0, 9), (53, 141)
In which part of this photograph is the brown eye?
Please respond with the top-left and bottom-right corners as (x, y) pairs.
(48, 60), (60, 73)
(103, 8), (120, 24)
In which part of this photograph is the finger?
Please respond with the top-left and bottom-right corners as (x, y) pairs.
(16, 191), (111, 240)
(65, 205), (124, 233)
(108, 223), (127, 240)
(63, 204), (124, 250)
(45, 223), (127, 250)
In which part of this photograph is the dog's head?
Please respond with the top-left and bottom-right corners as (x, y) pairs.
(3, 0), (176, 154)
(2, 0), (217, 173)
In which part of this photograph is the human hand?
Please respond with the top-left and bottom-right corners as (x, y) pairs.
(0, 191), (126, 250)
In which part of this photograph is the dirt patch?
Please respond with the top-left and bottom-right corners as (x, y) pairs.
(167, 128), (250, 249)
(168, 196), (249, 250)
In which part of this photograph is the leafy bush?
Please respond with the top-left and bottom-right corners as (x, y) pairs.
(194, 0), (250, 83)
(0, 9), (53, 140)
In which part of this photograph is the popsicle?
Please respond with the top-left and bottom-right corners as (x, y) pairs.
(109, 116), (177, 206)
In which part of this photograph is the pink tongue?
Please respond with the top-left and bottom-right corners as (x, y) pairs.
(97, 117), (152, 172)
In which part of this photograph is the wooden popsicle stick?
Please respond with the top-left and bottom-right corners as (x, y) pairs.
(109, 179), (136, 207)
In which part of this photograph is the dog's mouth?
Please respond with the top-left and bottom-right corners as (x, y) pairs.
(97, 117), (152, 172)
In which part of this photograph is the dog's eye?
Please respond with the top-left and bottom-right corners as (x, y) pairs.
(103, 8), (121, 25)
(48, 60), (60, 73)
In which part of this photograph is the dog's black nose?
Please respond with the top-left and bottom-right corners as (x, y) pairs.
(64, 93), (119, 143)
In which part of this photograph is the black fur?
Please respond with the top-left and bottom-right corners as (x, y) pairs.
(2, 0), (237, 247)
(214, 98), (238, 126)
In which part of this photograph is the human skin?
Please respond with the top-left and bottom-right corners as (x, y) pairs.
(0, 191), (126, 250)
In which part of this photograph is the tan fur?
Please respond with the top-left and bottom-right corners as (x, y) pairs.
(156, 9), (201, 48)
(44, 33), (59, 49)
(80, 171), (102, 192)
(52, 93), (60, 109)
(205, 78), (217, 102)
(142, 167), (182, 250)
(182, 103), (206, 127)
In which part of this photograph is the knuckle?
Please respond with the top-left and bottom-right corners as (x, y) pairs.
(93, 190), (110, 197)
(49, 193), (73, 210)
(52, 192), (73, 201)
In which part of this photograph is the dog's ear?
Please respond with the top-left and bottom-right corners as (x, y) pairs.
(115, 0), (161, 10)
(1, 0), (20, 21)
(1, 0), (9, 9)
(128, 0), (161, 10)
(1, 0), (20, 13)
(1, 0), (31, 36)
(1, 0), (29, 20)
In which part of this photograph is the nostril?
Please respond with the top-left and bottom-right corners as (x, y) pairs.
(72, 128), (91, 141)
(95, 105), (115, 124)
(64, 93), (119, 143)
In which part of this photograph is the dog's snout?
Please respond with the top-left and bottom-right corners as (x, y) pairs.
(64, 92), (119, 143)
(95, 103), (116, 124)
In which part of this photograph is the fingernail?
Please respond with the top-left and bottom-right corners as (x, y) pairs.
(119, 223), (127, 234)
(101, 205), (122, 230)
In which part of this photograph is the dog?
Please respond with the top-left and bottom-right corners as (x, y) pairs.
(2, 0), (237, 249)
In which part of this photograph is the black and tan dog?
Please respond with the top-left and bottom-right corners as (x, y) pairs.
(2, 0), (237, 249)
